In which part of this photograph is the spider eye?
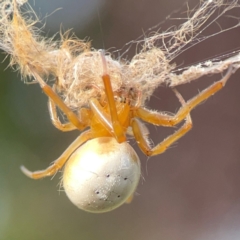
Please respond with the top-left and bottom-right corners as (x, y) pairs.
(62, 137), (141, 213)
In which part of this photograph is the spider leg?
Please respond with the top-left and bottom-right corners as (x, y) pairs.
(48, 97), (91, 132)
(89, 98), (114, 134)
(135, 66), (233, 127)
(31, 70), (87, 131)
(20, 130), (92, 179)
(47, 84), (77, 131)
(48, 98), (77, 132)
(132, 90), (192, 156)
(89, 98), (129, 138)
(100, 51), (126, 143)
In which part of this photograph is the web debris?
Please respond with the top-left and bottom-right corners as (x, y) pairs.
(0, 0), (240, 110)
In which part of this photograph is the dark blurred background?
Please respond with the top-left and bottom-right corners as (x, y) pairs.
(1, 0), (240, 239)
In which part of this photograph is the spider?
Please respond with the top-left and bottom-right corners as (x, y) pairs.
(20, 50), (233, 213)
(1, 0), (238, 213)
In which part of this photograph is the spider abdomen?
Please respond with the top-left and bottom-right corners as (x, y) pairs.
(63, 137), (141, 213)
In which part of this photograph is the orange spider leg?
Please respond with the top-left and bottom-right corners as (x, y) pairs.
(100, 51), (126, 143)
(89, 98), (130, 137)
(132, 90), (192, 156)
(135, 66), (233, 127)
(89, 98), (114, 135)
(48, 98), (77, 132)
(48, 98), (91, 132)
(20, 130), (92, 179)
(31, 70), (86, 130)
(131, 118), (152, 154)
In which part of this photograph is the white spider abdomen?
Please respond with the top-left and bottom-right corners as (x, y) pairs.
(63, 137), (141, 213)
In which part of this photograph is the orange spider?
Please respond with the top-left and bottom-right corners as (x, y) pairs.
(20, 50), (232, 213)
(0, 0), (237, 213)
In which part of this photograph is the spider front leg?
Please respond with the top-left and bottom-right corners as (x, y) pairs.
(135, 65), (233, 127)
(132, 90), (192, 156)
(100, 51), (126, 143)
(21, 130), (92, 179)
